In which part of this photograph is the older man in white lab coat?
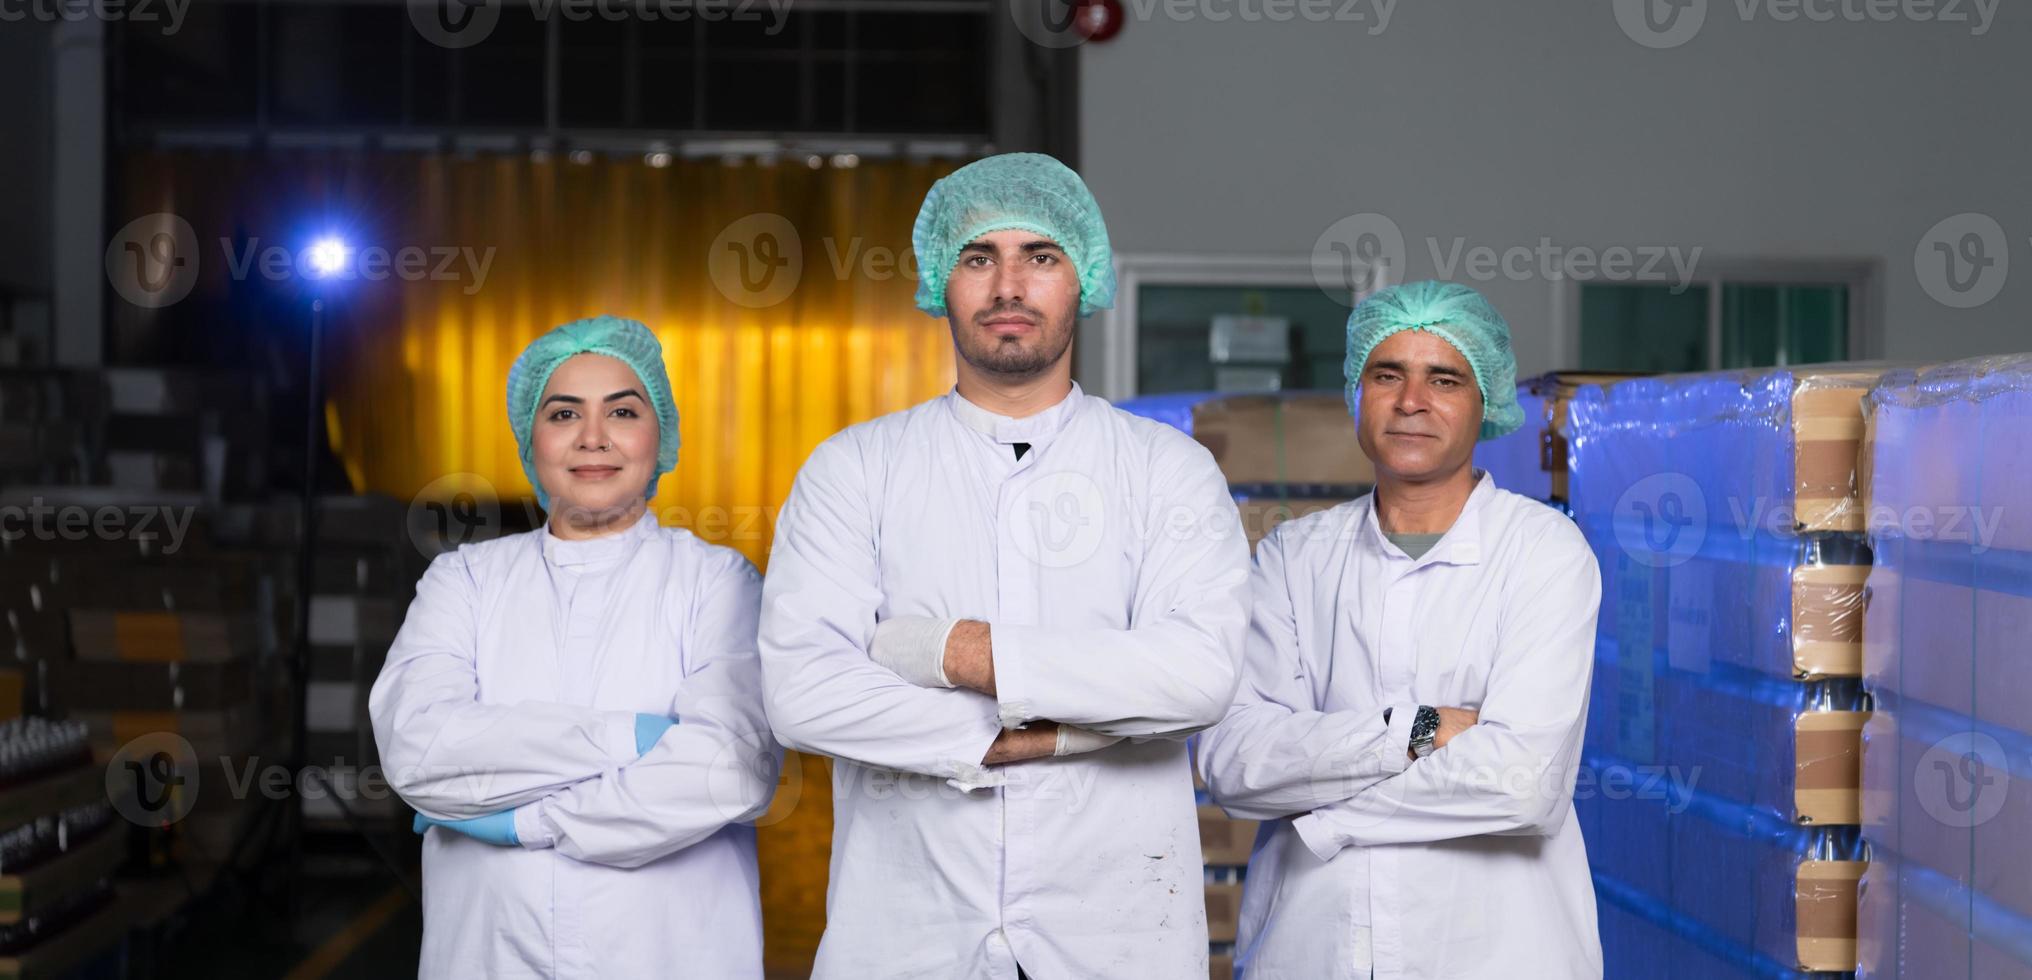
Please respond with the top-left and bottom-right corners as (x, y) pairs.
(1199, 282), (1603, 980)
(759, 153), (1251, 979)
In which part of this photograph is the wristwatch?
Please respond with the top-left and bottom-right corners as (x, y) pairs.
(1408, 705), (1441, 759)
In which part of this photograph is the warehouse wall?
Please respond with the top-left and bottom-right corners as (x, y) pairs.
(1078, 3), (2030, 377)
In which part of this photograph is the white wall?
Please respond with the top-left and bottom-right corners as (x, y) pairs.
(1079, 2), (2030, 377)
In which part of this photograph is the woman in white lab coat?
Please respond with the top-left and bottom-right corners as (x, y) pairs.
(369, 315), (779, 979)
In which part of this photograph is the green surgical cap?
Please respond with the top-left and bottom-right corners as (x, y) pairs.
(506, 315), (680, 510)
(911, 152), (1117, 318)
(1342, 281), (1523, 441)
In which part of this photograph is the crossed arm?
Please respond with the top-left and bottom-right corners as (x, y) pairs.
(758, 435), (1251, 778)
(369, 549), (781, 867)
(1198, 521), (1599, 852)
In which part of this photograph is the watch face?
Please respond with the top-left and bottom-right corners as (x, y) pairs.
(1410, 706), (1441, 744)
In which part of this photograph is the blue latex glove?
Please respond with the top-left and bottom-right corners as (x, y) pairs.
(635, 713), (677, 756)
(412, 809), (519, 846)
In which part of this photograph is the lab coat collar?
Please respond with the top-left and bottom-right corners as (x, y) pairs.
(541, 508), (659, 567)
(945, 382), (1085, 449)
(1362, 469), (1496, 566)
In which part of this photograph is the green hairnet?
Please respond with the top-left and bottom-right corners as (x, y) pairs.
(911, 152), (1117, 318)
(506, 315), (680, 510)
(1342, 281), (1523, 441)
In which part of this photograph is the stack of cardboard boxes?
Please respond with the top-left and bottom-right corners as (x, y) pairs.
(1568, 365), (1887, 977)
(298, 495), (418, 832)
(1120, 390), (1366, 979)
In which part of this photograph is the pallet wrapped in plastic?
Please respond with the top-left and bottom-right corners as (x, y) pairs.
(1586, 626), (1866, 828)
(1568, 366), (1891, 680)
(1580, 767), (1866, 979)
(1568, 365), (1894, 977)
(1471, 382), (1551, 501)
(1857, 354), (2032, 980)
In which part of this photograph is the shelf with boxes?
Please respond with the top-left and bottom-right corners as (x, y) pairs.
(1855, 354), (2032, 979)
(0, 367), (271, 504)
(1568, 363), (1894, 978)
(297, 494), (423, 834)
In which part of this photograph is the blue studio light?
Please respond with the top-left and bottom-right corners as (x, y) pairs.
(305, 235), (351, 279)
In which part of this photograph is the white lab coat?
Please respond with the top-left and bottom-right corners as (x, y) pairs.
(1198, 473), (1603, 980)
(369, 511), (780, 979)
(759, 384), (1251, 979)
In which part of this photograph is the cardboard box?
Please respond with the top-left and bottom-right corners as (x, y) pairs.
(1233, 497), (1347, 552)
(1573, 364), (1895, 536)
(308, 596), (401, 648)
(1191, 394), (1375, 488)
(73, 707), (262, 760)
(1794, 711), (1867, 825)
(1534, 373), (1642, 502)
(1204, 881), (1243, 944)
(68, 610), (256, 663)
(1797, 859), (1865, 971)
(52, 659), (254, 713)
(306, 681), (364, 734)
(1198, 806), (1257, 867)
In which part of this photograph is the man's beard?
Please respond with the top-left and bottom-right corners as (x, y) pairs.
(950, 302), (1075, 380)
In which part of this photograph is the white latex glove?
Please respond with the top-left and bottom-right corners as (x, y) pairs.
(870, 616), (959, 688)
(1054, 726), (1125, 757)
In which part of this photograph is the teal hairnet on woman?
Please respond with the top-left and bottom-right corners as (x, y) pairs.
(368, 315), (780, 979)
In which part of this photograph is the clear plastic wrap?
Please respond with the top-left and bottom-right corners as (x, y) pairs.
(1571, 364), (1894, 537)
(1857, 353), (2032, 980)
(1569, 366), (1895, 681)
(1569, 364), (1900, 977)
(1471, 382), (1550, 501)
(1579, 764), (1867, 977)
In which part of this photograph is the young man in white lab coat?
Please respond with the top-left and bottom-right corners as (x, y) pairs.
(758, 153), (1251, 979)
(1198, 281), (1604, 979)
